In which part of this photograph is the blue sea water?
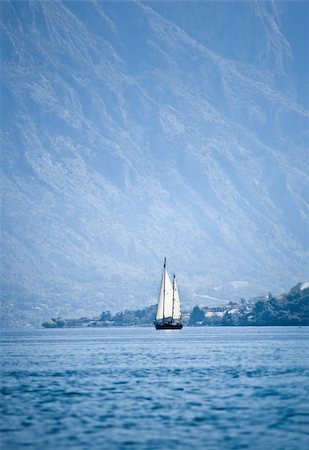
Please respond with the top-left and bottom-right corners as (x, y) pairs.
(1, 327), (308, 450)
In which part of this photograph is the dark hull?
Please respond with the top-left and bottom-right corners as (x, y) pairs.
(155, 322), (183, 330)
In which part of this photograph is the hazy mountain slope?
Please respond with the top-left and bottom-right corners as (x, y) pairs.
(1, 1), (308, 327)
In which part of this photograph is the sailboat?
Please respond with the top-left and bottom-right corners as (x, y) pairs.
(154, 258), (183, 330)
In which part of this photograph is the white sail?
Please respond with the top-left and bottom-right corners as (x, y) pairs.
(156, 267), (174, 320)
(172, 277), (181, 320)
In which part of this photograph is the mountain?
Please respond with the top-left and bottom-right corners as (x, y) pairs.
(1, 1), (308, 327)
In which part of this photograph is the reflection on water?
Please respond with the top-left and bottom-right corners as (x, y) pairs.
(1, 327), (308, 449)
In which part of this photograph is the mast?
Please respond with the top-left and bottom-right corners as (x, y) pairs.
(163, 257), (166, 320)
(172, 274), (175, 319)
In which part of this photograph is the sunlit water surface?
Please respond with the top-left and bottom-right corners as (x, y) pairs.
(1, 327), (308, 449)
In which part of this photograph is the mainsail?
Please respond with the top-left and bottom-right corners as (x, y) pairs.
(156, 261), (174, 320)
(172, 276), (181, 320)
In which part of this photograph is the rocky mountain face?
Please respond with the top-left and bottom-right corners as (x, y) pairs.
(1, 1), (308, 327)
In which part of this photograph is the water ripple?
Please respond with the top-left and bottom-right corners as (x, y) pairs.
(1, 327), (308, 449)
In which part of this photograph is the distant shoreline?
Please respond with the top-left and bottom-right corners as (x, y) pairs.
(41, 282), (309, 329)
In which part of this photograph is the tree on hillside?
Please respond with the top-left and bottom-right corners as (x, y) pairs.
(250, 283), (309, 325)
(188, 306), (205, 326)
(42, 317), (65, 328)
(100, 311), (112, 322)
